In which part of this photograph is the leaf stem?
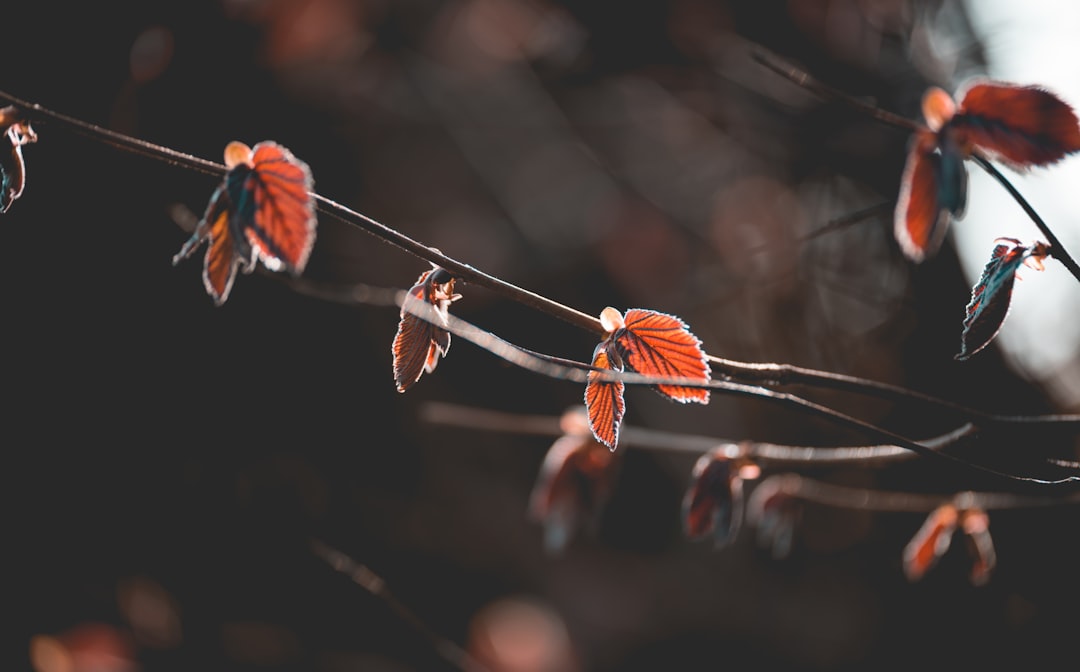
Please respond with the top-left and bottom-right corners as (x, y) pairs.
(971, 154), (1080, 283)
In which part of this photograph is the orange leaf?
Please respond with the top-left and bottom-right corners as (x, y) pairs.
(902, 504), (958, 582)
(613, 308), (710, 403)
(232, 141), (318, 274)
(584, 343), (625, 450)
(894, 130), (960, 262)
(392, 267), (459, 392)
(173, 140), (317, 305)
(957, 81), (1080, 168)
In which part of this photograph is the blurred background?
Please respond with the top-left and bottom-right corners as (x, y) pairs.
(4, 0), (1080, 670)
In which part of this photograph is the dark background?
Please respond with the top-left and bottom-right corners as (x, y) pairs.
(5, 1), (1080, 670)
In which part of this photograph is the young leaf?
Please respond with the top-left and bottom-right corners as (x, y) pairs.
(392, 266), (460, 392)
(894, 130), (959, 262)
(172, 140), (317, 305)
(584, 342), (625, 450)
(527, 434), (618, 555)
(902, 503), (958, 582)
(583, 307), (710, 451)
(955, 81), (1080, 169)
(681, 449), (754, 548)
(0, 106), (37, 213)
(960, 508), (996, 586)
(955, 239), (1048, 361)
(611, 308), (711, 404)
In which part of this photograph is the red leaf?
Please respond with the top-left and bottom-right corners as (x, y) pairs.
(202, 205), (243, 305)
(613, 308), (710, 403)
(173, 140), (317, 304)
(681, 449), (745, 547)
(0, 106), (36, 214)
(894, 130), (956, 262)
(956, 239), (1046, 361)
(235, 141), (318, 274)
(960, 509), (996, 586)
(528, 434), (617, 554)
(902, 503), (958, 582)
(392, 267), (459, 392)
(584, 343), (625, 450)
(956, 81), (1080, 168)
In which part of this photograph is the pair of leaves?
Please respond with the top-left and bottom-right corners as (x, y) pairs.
(392, 265), (460, 392)
(956, 238), (1048, 361)
(902, 502), (996, 586)
(585, 307), (711, 450)
(0, 106), (37, 213)
(173, 141), (317, 305)
(895, 82), (1080, 261)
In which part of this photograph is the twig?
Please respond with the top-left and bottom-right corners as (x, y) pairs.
(6, 89), (1078, 483)
(420, 401), (979, 466)
(971, 154), (1080, 282)
(757, 473), (1080, 513)
(310, 539), (490, 672)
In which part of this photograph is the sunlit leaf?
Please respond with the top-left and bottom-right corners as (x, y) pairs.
(902, 503), (958, 582)
(172, 140), (317, 304)
(528, 434), (618, 555)
(392, 266), (460, 392)
(228, 141), (317, 274)
(0, 106), (37, 213)
(613, 308), (710, 404)
(956, 81), (1080, 169)
(955, 239), (1048, 361)
(894, 130), (957, 262)
(582, 307), (709, 451)
(584, 343), (625, 450)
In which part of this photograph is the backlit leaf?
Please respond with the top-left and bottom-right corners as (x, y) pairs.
(956, 81), (1080, 169)
(902, 503), (958, 582)
(0, 106), (36, 213)
(613, 308), (710, 404)
(173, 140), (317, 304)
(584, 343), (625, 450)
(894, 130), (962, 262)
(392, 266), (460, 392)
(956, 239), (1048, 361)
(960, 508), (996, 586)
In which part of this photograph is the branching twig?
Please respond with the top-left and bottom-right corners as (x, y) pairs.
(5, 89), (1079, 486)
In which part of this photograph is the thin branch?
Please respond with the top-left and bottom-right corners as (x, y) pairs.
(756, 473), (1080, 513)
(420, 401), (980, 467)
(310, 539), (490, 672)
(749, 50), (920, 132)
(7, 89), (1078, 479)
(391, 295), (1078, 486)
(971, 154), (1080, 282)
